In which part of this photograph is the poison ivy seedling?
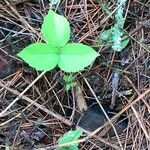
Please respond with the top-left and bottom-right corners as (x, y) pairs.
(58, 128), (83, 150)
(17, 10), (99, 73)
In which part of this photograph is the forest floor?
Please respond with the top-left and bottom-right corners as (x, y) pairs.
(0, 0), (150, 150)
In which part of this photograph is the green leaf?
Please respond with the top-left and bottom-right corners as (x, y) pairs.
(121, 38), (130, 50)
(63, 74), (74, 83)
(99, 29), (113, 44)
(65, 84), (72, 92)
(99, 28), (130, 51)
(58, 129), (83, 150)
(58, 43), (99, 72)
(112, 25), (123, 51)
(111, 0), (127, 52)
(99, 0), (128, 52)
(63, 75), (76, 91)
(17, 43), (59, 71)
(65, 82), (76, 91)
(41, 10), (71, 47)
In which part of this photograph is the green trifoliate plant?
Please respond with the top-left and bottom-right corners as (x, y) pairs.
(17, 10), (99, 72)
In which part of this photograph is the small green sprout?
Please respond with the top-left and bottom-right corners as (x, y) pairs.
(63, 74), (76, 91)
(58, 128), (83, 150)
(17, 10), (99, 73)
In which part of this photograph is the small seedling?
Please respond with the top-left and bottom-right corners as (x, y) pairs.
(63, 74), (76, 91)
(58, 128), (83, 150)
(99, 0), (129, 52)
(17, 10), (99, 73)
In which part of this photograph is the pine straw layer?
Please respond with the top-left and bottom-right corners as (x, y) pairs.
(0, 0), (150, 149)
